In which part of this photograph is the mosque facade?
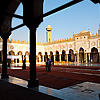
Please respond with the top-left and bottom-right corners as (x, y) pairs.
(0, 25), (100, 63)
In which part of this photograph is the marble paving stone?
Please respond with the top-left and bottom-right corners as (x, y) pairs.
(1, 75), (100, 100)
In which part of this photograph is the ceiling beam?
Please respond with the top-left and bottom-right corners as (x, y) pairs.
(40, 0), (84, 18)
(6, 13), (23, 19)
(90, 0), (100, 4)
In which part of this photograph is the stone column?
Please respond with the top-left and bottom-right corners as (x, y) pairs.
(67, 54), (68, 62)
(54, 55), (55, 62)
(39, 55), (41, 62)
(77, 53), (79, 63)
(15, 52), (17, 64)
(42, 55), (44, 62)
(85, 53), (87, 63)
(59, 54), (61, 62)
(27, 27), (39, 87)
(75, 54), (76, 62)
(21, 0), (44, 88)
(1, 37), (9, 79)
(88, 53), (90, 62)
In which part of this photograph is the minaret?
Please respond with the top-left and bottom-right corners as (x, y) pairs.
(98, 24), (100, 35)
(46, 25), (52, 43)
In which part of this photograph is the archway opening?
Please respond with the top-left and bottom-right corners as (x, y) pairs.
(61, 50), (66, 61)
(91, 47), (99, 63)
(9, 50), (15, 63)
(68, 49), (74, 62)
(56, 51), (59, 61)
(9, 50), (15, 55)
(79, 47), (84, 63)
(38, 52), (42, 62)
(25, 51), (29, 62)
(18, 51), (22, 63)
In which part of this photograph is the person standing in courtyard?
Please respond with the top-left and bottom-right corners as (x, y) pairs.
(48, 58), (51, 72)
(46, 58), (48, 71)
(22, 55), (26, 70)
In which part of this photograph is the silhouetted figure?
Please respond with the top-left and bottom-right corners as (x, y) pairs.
(47, 58), (51, 72)
(7, 60), (11, 68)
(22, 55), (26, 69)
(52, 60), (54, 65)
(46, 59), (48, 71)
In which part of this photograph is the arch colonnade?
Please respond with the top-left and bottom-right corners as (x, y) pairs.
(37, 47), (100, 63)
(37, 25), (100, 64)
(0, 46), (99, 64)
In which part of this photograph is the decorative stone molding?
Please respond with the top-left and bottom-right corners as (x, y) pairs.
(10, 45), (14, 49)
(69, 44), (72, 48)
(91, 41), (95, 46)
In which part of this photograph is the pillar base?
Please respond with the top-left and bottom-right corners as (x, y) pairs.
(27, 79), (39, 88)
(1, 73), (9, 79)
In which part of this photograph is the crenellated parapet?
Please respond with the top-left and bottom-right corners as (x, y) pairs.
(90, 32), (100, 39)
(4, 39), (30, 44)
(39, 36), (73, 46)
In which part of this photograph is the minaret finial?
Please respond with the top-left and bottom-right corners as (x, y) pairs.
(98, 24), (100, 35)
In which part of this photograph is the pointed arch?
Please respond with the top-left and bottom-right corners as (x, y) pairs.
(91, 47), (99, 63)
(56, 50), (59, 61)
(61, 50), (66, 61)
(68, 49), (74, 62)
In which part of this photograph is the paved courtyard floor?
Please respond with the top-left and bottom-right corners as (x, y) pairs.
(0, 63), (100, 100)
(1, 62), (100, 68)
(0, 62), (100, 100)
(1, 75), (100, 100)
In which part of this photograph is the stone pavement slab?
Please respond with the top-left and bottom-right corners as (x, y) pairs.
(2, 75), (100, 100)
(0, 80), (62, 100)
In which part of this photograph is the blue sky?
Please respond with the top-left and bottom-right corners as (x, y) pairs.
(10, 0), (100, 43)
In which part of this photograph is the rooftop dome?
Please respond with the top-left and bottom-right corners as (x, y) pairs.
(80, 30), (88, 33)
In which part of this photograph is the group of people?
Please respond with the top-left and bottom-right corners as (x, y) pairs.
(7, 56), (52, 72)
(46, 58), (51, 72)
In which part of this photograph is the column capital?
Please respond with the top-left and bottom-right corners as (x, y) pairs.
(22, 0), (44, 28)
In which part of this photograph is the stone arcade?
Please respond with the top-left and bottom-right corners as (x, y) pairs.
(0, 25), (100, 64)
